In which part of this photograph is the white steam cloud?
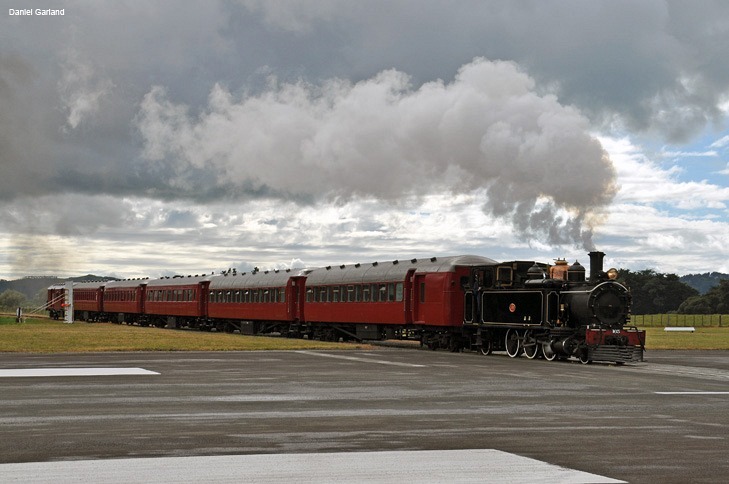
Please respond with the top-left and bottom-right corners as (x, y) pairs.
(136, 57), (615, 249)
(58, 50), (114, 130)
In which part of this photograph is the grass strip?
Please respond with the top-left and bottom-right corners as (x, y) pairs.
(0, 317), (370, 353)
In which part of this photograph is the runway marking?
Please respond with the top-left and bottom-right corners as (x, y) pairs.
(0, 449), (624, 483)
(655, 391), (729, 395)
(295, 351), (426, 367)
(0, 368), (160, 378)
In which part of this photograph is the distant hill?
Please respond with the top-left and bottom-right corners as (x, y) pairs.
(0, 275), (118, 302)
(680, 272), (729, 295)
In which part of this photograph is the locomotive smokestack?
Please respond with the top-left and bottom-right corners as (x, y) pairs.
(588, 251), (605, 281)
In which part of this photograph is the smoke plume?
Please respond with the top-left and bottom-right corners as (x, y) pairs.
(136, 58), (616, 248)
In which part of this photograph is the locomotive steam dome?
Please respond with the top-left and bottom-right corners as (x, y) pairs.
(527, 263), (545, 280)
(567, 260), (585, 282)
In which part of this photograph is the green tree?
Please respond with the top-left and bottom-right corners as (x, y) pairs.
(617, 269), (698, 314)
(678, 279), (729, 314)
(0, 289), (27, 309)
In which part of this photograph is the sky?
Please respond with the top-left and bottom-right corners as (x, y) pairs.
(2, 0), (729, 279)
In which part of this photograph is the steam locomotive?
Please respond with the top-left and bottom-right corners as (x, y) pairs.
(47, 250), (644, 364)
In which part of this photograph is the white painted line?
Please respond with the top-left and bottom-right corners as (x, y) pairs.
(0, 449), (625, 483)
(295, 350), (426, 367)
(655, 391), (729, 395)
(0, 368), (160, 378)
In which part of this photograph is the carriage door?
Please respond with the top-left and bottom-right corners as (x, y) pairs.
(199, 281), (210, 318)
(404, 269), (416, 324)
(290, 276), (306, 322)
(410, 273), (426, 324)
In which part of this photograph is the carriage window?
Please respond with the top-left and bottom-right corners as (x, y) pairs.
(347, 285), (354, 302)
(379, 284), (387, 302)
(387, 283), (395, 302)
(280, 288), (286, 303)
(332, 287), (340, 303)
(307, 288), (313, 302)
(355, 285), (362, 302)
(395, 282), (404, 302)
(209, 291), (215, 303)
(362, 285), (370, 302)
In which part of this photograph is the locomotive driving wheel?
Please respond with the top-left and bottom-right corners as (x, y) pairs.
(523, 330), (541, 359)
(505, 329), (522, 358)
(479, 338), (493, 355)
(542, 341), (558, 361)
(578, 349), (592, 364)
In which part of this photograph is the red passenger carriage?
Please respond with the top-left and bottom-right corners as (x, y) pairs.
(103, 279), (147, 324)
(303, 256), (497, 341)
(144, 276), (210, 328)
(46, 283), (66, 320)
(72, 281), (105, 321)
(207, 270), (305, 334)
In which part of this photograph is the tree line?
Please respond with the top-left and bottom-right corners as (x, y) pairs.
(617, 269), (728, 314)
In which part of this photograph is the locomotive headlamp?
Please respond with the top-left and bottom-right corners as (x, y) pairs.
(607, 268), (619, 280)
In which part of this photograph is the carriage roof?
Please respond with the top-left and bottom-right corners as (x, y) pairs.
(208, 270), (303, 290)
(304, 255), (498, 285)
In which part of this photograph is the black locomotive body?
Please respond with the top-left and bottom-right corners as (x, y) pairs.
(455, 251), (644, 364)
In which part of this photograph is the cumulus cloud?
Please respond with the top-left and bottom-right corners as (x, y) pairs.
(136, 58), (615, 249)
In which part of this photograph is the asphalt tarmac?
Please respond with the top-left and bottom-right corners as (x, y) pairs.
(1, 348), (727, 483)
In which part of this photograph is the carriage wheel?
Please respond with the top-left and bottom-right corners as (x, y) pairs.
(579, 349), (592, 364)
(523, 330), (541, 359)
(505, 329), (522, 358)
